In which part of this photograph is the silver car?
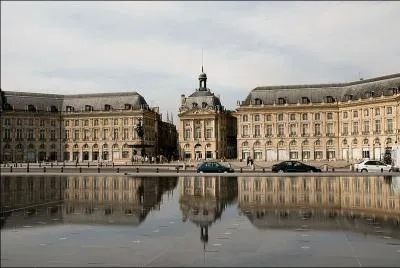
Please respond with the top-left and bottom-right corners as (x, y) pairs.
(354, 160), (392, 172)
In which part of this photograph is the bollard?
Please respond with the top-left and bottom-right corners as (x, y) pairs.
(112, 163), (114, 168)
(61, 167), (64, 173)
(381, 168), (384, 173)
(27, 163), (30, 173)
(136, 167), (139, 173)
(156, 167), (159, 173)
(51, 163), (53, 168)
(262, 168), (265, 173)
(117, 168), (120, 173)
(176, 167), (179, 173)
(240, 168), (243, 173)
(79, 167), (82, 173)
(98, 167), (100, 173)
(39, 162), (41, 168)
(332, 168), (335, 172)
(44, 167), (46, 173)
(10, 166), (12, 173)
(75, 162), (78, 167)
(88, 162), (90, 167)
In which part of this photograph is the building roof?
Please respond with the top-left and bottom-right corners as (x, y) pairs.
(242, 73), (400, 106)
(1, 91), (149, 112)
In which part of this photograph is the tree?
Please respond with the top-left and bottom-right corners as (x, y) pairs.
(383, 147), (392, 165)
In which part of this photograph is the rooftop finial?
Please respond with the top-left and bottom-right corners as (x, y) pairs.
(202, 48), (204, 73)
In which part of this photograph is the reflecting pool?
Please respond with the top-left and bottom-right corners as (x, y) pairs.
(1, 175), (399, 267)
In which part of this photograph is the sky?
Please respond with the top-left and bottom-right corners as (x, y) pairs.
(2, 1), (400, 123)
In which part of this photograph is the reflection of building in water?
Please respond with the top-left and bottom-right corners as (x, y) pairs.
(238, 176), (400, 237)
(180, 176), (237, 246)
(63, 176), (177, 226)
(1, 176), (67, 228)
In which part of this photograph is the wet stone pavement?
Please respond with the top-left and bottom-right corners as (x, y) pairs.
(1, 175), (399, 267)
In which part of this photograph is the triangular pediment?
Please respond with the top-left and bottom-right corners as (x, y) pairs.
(179, 108), (217, 117)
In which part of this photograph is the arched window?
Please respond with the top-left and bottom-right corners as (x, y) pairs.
(65, 144), (69, 149)
(254, 98), (263, 105)
(342, 139), (347, 145)
(278, 141), (284, 147)
(352, 138), (358, 145)
(326, 96), (335, 103)
(266, 140), (272, 146)
(74, 144), (79, 149)
(290, 140), (297, 146)
(386, 138), (392, 145)
(278, 97), (286, 105)
(242, 141), (249, 147)
(28, 144), (34, 149)
(50, 144), (56, 149)
(93, 144), (98, 149)
(202, 102), (208, 108)
(327, 139), (333, 146)
(363, 139), (369, 145)
(40, 144), (46, 149)
(302, 140), (309, 146)
(112, 143), (119, 149)
(315, 140), (321, 146)
(184, 144), (190, 148)
(83, 144), (89, 149)
(254, 141), (261, 147)
(16, 144), (23, 149)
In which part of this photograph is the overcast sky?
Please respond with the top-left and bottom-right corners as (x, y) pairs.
(2, 1), (400, 122)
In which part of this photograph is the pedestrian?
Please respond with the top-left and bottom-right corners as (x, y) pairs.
(246, 156), (250, 166)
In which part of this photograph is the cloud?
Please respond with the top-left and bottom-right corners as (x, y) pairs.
(1, 1), (400, 121)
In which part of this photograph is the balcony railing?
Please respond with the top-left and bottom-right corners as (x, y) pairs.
(277, 134), (284, 138)
(373, 131), (381, 134)
(362, 131), (369, 135)
(351, 132), (358, 135)
(327, 133), (335, 137)
(265, 134), (273, 138)
(301, 133), (309, 137)
(289, 133), (297, 137)
(385, 130), (394, 134)
(341, 132), (348, 136)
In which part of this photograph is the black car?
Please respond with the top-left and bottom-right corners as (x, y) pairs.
(271, 161), (322, 173)
(197, 161), (234, 173)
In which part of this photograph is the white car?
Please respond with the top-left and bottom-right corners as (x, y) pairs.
(354, 160), (392, 172)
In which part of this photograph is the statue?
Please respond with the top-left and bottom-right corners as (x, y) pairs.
(135, 118), (144, 140)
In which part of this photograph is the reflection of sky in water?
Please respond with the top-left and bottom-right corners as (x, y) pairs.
(1, 176), (400, 267)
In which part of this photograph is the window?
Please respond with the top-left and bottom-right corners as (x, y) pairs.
(302, 113), (308, 120)
(327, 112), (333, 120)
(290, 114), (296, 121)
(302, 124), (308, 136)
(74, 130), (79, 140)
(84, 120), (89, 126)
(123, 128), (129, 140)
(66, 105), (73, 112)
(195, 127), (201, 139)
(242, 125), (249, 136)
(290, 124), (296, 136)
(278, 97), (286, 104)
(266, 125), (272, 136)
(50, 120), (56, 126)
(206, 129), (212, 139)
(123, 118), (128, 125)
(387, 119), (393, 133)
(363, 121), (369, 133)
(93, 129), (98, 140)
(315, 123), (321, 136)
(327, 123), (333, 135)
(254, 114), (260, 121)
(278, 124), (284, 136)
(387, 107), (392, 115)
(353, 110), (358, 118)
(266, 114), (272, 121)
(343, 111), (348, 119)
(278, 114), (284, 121)
(113, 129), (118, 140)
(326, 96), (334, 103)
(124, 104), (131, 110)
(74, 120), (79, 126)
(352, 122), (359, 134)
(375, 120), (381, 133)
(364, 109), (369, 117)
(40, 120), (45, 126)
(105, 104), (111, 111)
(254, 125), (261, 137)
(85, 105), (93, 111)
(104, 119), (108, 125)
(94, 119), (99, 126)
(315, 113), (320, 120)
(342, 123), (348, 135)
(103, 129), (109, 140)
(243, 115), (248, 122)
(184, 129), (191, 140)
(375, 108), (380, 116)
(302, 97), (310, 104)
(29, 119), (34, 126)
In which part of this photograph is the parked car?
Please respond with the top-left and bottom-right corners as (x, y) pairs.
(197, 161), (234, 173)
(271, 161), (322, 173)
(354, 160), (392, 172)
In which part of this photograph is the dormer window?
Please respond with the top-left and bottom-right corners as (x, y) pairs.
(326, 96), (334, 103)
(104, 104), (111, 111)
(392, 88), (398, 95)
(124, 104), (131, 110)
(50, 105), (58, 112)
(344, 94), (353, 101)
(202, 102), (208, 108)
(28, 104), (36, 112)
(254, 98), (263, 105)
(192, 102), (198, 108)
(66, 105), (73, 112)
(278, 97), (286, 105)
(301, 97), (310, 104)
(85, 105), (93, 112)
(367, 91), (374, 98)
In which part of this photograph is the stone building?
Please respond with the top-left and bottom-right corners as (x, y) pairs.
(236, 74), (400, 162)
(178, 68), (237, 160)
(0, 90), (178, 163)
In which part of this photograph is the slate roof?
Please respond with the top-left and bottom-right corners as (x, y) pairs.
(185, 88), (222, 108)
(1, 91), (148, 112)
(242, 73), (400, 105)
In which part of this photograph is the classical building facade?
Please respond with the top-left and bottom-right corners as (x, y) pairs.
(178, 68), (237, 160)
(235, 74), (400, 162)
(0, 90), (178, 163)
